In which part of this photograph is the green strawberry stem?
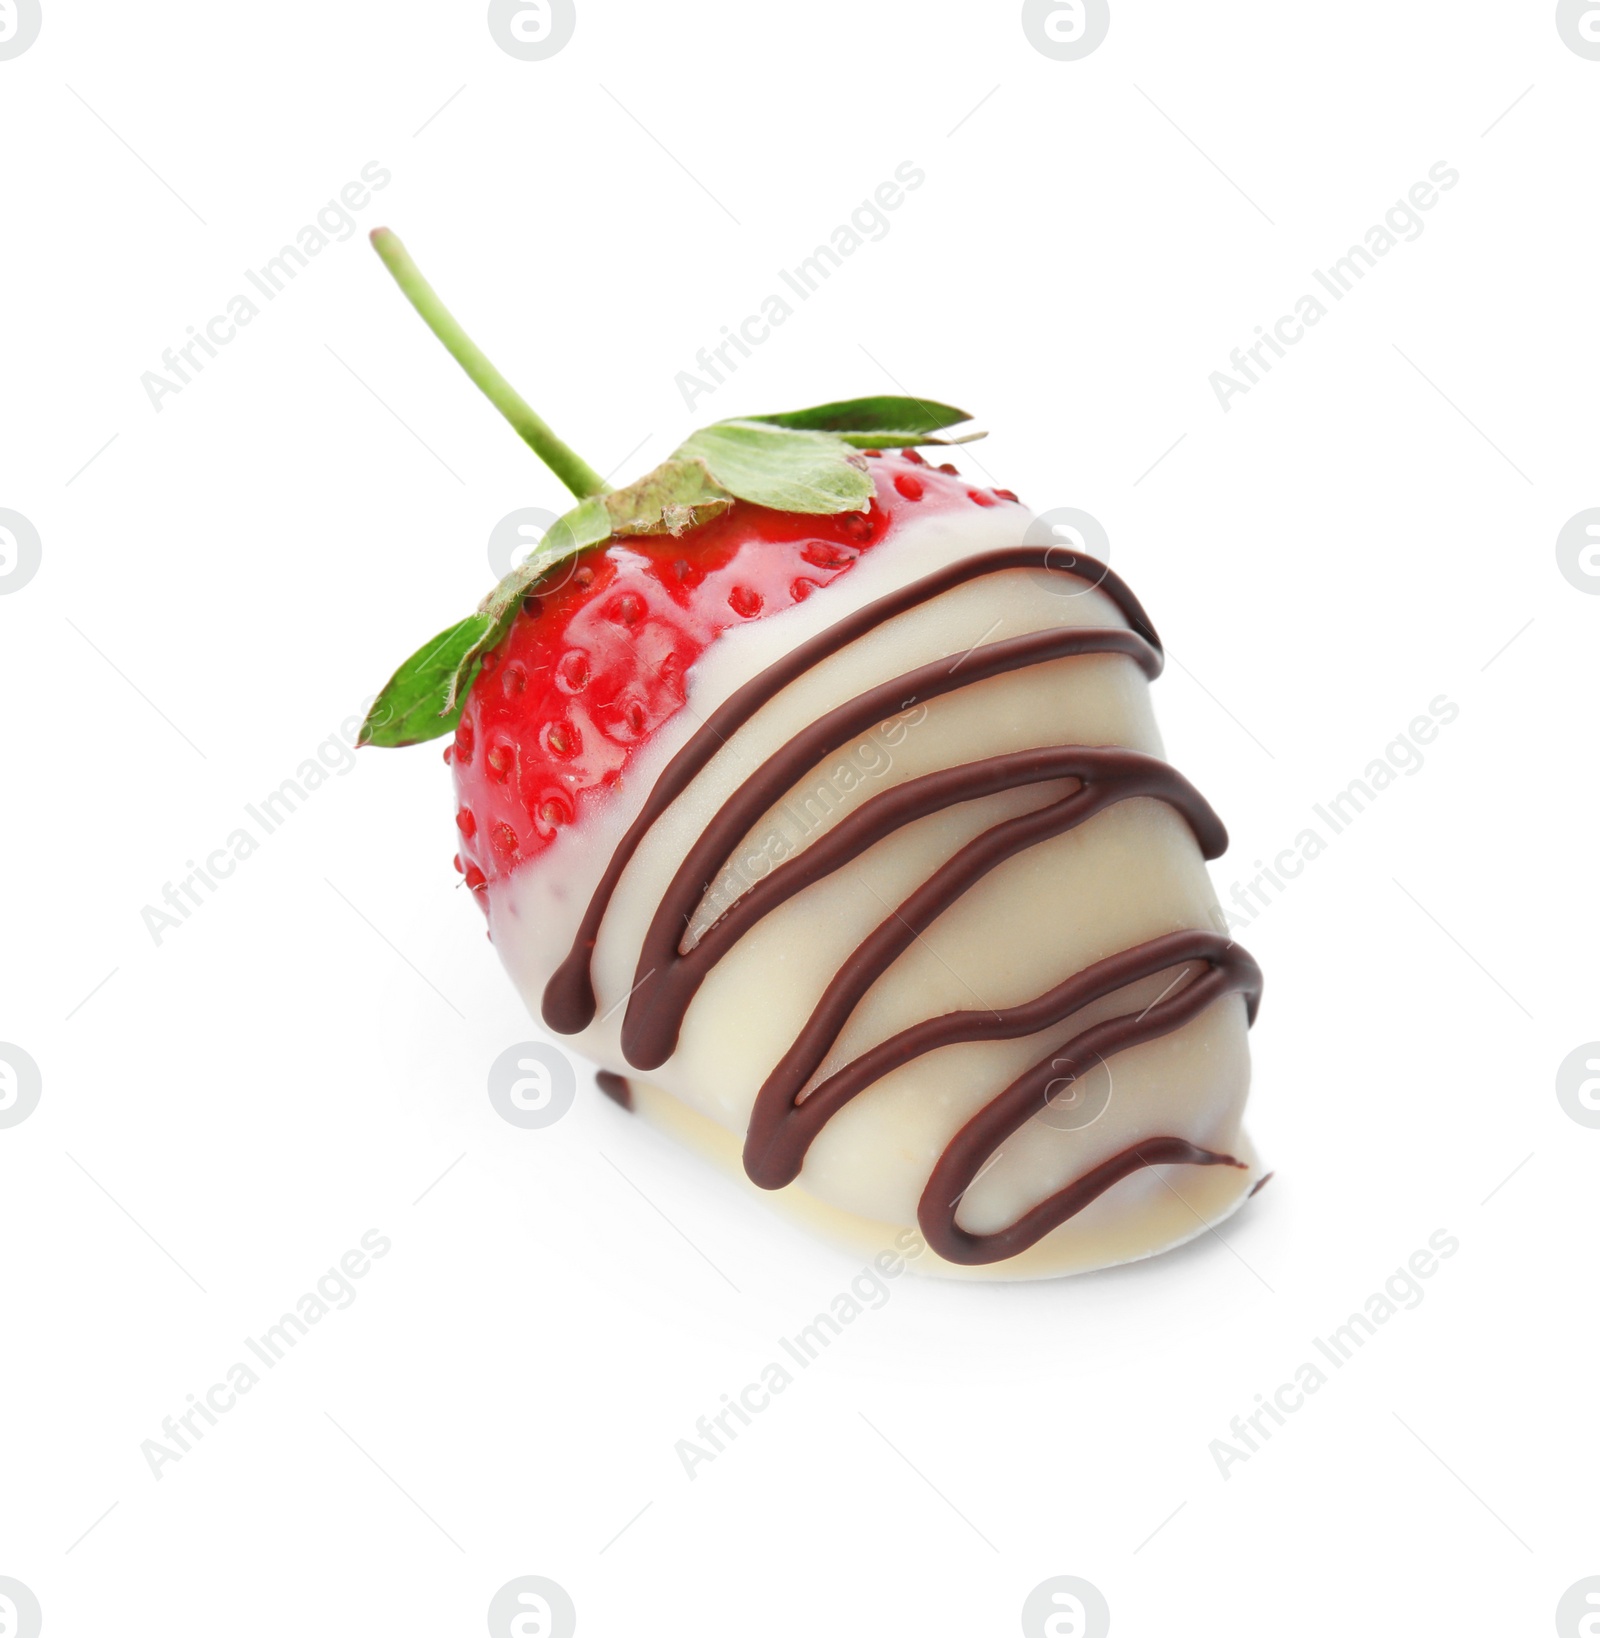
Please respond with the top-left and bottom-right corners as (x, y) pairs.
(368, 228), (610, 501)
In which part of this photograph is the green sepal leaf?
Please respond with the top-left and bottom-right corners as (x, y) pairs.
(603, 458), (733, 538)
(360, 612), (497, 747)
(678, 422), (872, 514)
(833, 428), (988, 449)
(750, 395), (975, 441)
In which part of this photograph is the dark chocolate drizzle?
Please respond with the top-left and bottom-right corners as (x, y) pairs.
(625, 747), (1223, 1072)
(543, 547), (1162, 1033)
(541, 547), (1262, 1265)
(596, 1070), (633, 1111)
(918, 935), (1260, 1264)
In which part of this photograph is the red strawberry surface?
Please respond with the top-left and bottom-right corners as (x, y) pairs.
(448, 451), (1025, 900)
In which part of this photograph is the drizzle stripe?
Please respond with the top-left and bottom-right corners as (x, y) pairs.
(620, 696), (1175, 1072)
(629, 747), (1225, 1072)
(544, 547), (1162, 1033)
(748, 931), (1260, 1195)
(918, 934), (1260, 1263)
(534, 547), (1261, 1266)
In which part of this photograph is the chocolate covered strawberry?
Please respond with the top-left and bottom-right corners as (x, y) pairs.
(361, 230), (1263, 1280)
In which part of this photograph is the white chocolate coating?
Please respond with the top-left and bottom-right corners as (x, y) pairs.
(486, 502), (1259, 1278)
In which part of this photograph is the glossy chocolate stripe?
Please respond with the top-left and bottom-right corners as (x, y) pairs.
(621, 731), (1183, 1073)
(543, 547), (1159, 1034)
(919, 937), (1261, 1264)
(629, 747), (1224, 1073)
(931, 1136), (1245, 1267)
(746, 930), (1259, 1190)
(537, 542), (1260, 1267)
(596, 1070), (633, 1110)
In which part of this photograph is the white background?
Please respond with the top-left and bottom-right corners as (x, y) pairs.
(2, 2), (1596, 1634)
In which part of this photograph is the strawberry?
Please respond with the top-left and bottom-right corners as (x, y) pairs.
(358, 229), (1015, 908)
(356, 230), (1266, 1279)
